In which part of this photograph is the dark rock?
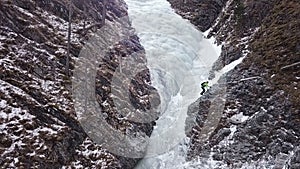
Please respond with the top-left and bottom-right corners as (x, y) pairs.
(170, 0), (300, 167)
(168, 0), (228, 32)
(0, 0), (157, 168)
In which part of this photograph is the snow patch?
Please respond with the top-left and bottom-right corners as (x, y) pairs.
(210, 56), (245, 85)
(230, 112), (249, 124)
(209, 0), (234, 32)
(0, 100), (7, 108)
(218, 125), (237, 147)
(14, 5), (34, 18)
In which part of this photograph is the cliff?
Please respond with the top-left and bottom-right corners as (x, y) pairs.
(0, 0), (158, 168)
(168, 0), (300, 168)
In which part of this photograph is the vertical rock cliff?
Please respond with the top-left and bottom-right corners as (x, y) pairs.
(0, 0), (158, 168)
(168, 0), (300, 168)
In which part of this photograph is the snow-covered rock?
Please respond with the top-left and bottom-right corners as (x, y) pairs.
(0, 0), (158, 168)
(168, 0), (300, 168)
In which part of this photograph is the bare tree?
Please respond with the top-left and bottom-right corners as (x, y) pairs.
(102, 0), (107, 26)
(83, 4), (87, 31)
(66, 0), (72, 76)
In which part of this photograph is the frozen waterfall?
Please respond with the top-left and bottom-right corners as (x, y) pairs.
(124, 0), (222, 168)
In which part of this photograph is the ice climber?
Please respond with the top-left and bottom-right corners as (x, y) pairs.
(200, 81), (209, 95)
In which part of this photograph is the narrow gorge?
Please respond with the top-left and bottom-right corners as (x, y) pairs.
(0, 0), (299, 169)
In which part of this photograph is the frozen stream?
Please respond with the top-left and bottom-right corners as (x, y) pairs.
(124, 0), (222, 168)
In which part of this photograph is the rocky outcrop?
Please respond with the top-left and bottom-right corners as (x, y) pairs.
(169, 0), (300, 168)
(0, 0), (158, 168)
(167, 0), (227, 32)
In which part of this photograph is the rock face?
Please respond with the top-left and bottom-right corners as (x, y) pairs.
(0, 0), (158, 168)
(168, 0), (227, 31)
(168, 0), (300, 168)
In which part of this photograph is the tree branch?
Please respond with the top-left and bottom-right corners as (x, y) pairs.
(281, 61), (300, 70)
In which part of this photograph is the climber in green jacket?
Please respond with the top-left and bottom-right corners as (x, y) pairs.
(200, 81), (209, 95)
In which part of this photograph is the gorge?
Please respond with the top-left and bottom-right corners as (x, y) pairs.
(0, 0), (299, 168)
